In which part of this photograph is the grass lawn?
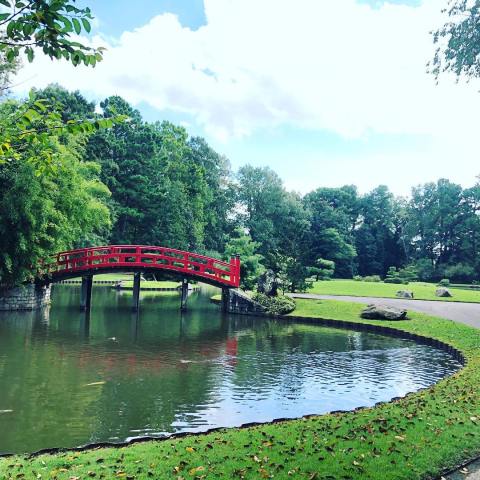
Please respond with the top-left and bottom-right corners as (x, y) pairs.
(308, 279), (480, 303)
(120, 280), (180, 289)
(67, 273), (134, 282)
(2, 299), (480, 479)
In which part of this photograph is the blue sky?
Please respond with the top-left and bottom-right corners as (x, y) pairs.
(15, 0), (480, 195)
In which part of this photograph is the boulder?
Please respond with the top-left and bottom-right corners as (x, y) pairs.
(361, 304), (407, 321)
(257, 269), (278, 297)
(396, 290), (414, 299)
(436, 288), (452, 298)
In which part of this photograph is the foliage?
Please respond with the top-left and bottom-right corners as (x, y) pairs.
(252, 292), (296, 315)
(439, 278), (450, 287)
(5, 299), (480, 480)
(274, 254), (312, 293)
(431, 0), (480, 79)
(363, 275), (382, 282)
(442, 262), (476, 283)
(384, 265), (417, 284)
(308, 257), (335, 281)
(0, 0), (104, 66)
(0, 121), (111, 286)
(0, 91), (125, 174)
(224, 228), (264, 290)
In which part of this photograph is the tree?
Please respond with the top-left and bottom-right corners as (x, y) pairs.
(224, 229), (264, 290)
(0, 102), (111, 287)
(303, 186), (358, 277)
(0, 0), (103, 67)
(309, 258), (335, 281)
(355, 186), (406, 276)
(431, 1), (480, 79)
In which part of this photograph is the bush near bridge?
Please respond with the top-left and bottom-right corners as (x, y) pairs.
(3, 298), (480, 479)
(252, 292), (296, 315)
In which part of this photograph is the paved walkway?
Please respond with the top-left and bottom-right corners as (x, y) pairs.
(291, 293), (480, 479)
(291, 293), (480, 328)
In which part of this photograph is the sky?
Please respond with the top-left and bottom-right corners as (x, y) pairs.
(12, 0), (480, 196)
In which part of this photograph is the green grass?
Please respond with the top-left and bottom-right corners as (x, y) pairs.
(2, 299), (480, 479)
(68, 273), (134, 282)
(308, 279), (480, 302)
(120, 280), (180, 289)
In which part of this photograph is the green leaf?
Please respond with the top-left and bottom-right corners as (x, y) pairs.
(6, 19), (16, 37)
(72, 17), (81, 34)
(0, 0), (11, 6)
(26, 47), (34, 62)
(0, 13), (10, 21)
(81, 17), (91, 33)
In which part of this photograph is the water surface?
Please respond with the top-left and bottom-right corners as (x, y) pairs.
(0, 285), (461, 454)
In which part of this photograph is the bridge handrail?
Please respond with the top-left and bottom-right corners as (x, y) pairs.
(41, 245), (241, 288)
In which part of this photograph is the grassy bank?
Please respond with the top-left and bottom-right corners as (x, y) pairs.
(2, 299), (480, 479)
(309, 279), (480, 302)
(120, 280), (180, 289)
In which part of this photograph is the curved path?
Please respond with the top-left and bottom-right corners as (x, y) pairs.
(291, 293), (480, 329)
(291, 293), (480, 479)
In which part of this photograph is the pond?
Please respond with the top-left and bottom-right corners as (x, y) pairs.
(0, 285), (462, 454)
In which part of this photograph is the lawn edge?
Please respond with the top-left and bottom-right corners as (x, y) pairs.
(0, 310), (468, 470)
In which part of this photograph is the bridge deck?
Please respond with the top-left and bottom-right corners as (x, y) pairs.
(39, 245), (240, 288)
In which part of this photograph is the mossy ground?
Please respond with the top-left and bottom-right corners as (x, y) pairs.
(308, 279), (480, 303)
(1, 299), (480, 479)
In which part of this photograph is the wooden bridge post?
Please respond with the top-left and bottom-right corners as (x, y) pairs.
(132, 272), (141, 311)
(180, 278), (189, 311)
(80, 275), (93, 311)
(221, 287), (230, 313)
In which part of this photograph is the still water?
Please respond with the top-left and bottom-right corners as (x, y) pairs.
(0, 286), (461, 454)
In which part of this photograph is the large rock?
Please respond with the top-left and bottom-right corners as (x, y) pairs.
(396, 290), (414, 299)
(361, 304), (407, 321)
(436, 288), (452, 298)
(257, 269), (278, 297)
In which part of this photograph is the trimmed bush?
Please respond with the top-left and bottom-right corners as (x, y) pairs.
(363, 275), (381, 282)
(439, 278), (450, 287)
(252, 293), (296, 315)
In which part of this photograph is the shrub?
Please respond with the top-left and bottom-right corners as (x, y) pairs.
(443, 263), (476, 283)
(439, 278), (450, 287)
(363, 275), (381, 282)
(353, 275), (363, 281)
(252, 293), (296, 315)
(384, 277), (405, 284)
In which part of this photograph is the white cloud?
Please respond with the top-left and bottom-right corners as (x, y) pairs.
(11, 0), (480, 193)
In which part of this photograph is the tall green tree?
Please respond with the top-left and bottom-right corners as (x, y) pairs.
(0, 102), (111, 286)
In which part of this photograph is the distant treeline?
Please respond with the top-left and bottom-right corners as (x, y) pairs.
(2, 84), (479, 289)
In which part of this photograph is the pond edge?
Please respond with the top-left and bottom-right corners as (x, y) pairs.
(0, 311), (467, 466)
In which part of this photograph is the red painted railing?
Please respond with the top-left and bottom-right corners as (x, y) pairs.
(41, 245), (241, 288)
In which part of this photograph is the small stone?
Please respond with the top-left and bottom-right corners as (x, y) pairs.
(435, 288), (452, 297)
(361, 304), (407, 321)
(396, 290), (414, 299)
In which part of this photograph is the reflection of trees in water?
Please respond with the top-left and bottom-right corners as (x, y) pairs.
(0, 287), (460, 454)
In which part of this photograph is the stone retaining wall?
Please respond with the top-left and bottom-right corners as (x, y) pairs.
(223, 288), (265, 314)
(0, 284), (51, 311)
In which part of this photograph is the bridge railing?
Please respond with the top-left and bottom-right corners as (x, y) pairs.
(42, 245), (241, 288)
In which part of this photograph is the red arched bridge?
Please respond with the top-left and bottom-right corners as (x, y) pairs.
(39, 245), (241, 311)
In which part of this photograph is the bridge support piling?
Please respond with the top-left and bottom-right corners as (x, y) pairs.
(221, 287), (230, 313)
(132, 272), (141, 311)
(80, 275), (93, 311)
(180, 278), (189, 311)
